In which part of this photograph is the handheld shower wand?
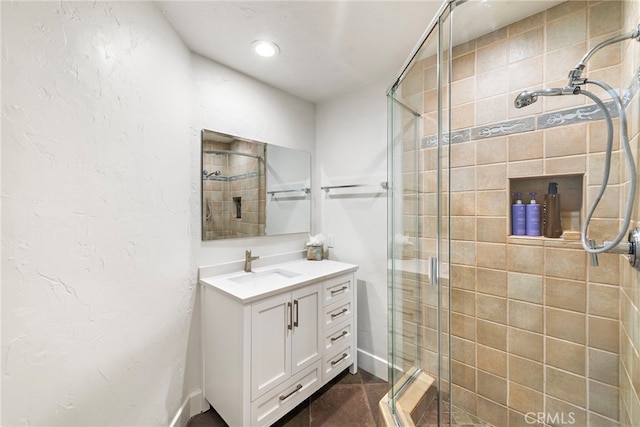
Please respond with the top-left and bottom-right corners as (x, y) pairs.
(513, 24), (640, 268)
(513, 86), (580, 109)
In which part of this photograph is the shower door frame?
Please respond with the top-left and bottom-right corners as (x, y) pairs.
(386, 0), (458, 425)
(387, 91), (423, 416)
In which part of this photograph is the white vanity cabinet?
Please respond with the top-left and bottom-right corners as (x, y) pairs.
(250, 283), (321, 399)
(320, 274), (355, 383)
(201, 259), (357, 427)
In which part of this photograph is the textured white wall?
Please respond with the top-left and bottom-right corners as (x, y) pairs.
(1, 2), (193, 425)
(1, 1), (316, 426)
(315, 81), (389, 380)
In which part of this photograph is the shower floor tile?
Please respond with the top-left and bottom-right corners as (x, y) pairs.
(416, 399), (493, 427)
(187, 369), (388, 427)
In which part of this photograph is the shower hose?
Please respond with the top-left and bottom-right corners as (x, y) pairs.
(578, 79), (636, 255)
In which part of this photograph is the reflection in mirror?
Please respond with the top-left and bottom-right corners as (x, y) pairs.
(201, 129), (311, 241)
(201, 129), (265, 240)
(265, 145), (311, 235)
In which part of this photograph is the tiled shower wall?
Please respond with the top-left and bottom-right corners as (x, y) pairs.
(202, 140), (265, 239)
(399, 1), (640, 425)
(620, 1), (640, 425)
(202, 140), (229, 240)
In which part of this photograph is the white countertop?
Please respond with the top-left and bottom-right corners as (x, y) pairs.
(199, 259), (358, 303)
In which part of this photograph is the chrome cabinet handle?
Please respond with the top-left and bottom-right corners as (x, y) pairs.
(330, 285), (348, 296)
(330, 308), (348, 319)
(330, 353), (348, 366)
(287, 302), (292, 330)
(330, 330), (348, 342)
(293, 299), (299, 327)
(279, 384), (303, 401)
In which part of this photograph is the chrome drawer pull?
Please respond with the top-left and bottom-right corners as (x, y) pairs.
(330, 308), (348, 319)
(330, 353), (348, 366)
(287, 302), (292, 330)
(330, 286), (348, 296)
(279, 384), (303, 401)
(330, 330), (348, 342)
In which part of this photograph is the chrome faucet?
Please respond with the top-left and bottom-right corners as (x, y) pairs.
(244, 249), (260, 272)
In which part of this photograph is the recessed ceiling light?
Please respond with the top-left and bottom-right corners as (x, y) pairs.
(252, 40), (280, 58)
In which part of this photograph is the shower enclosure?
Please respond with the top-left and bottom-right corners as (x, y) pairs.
(387, 0), (640, 425)
(201, 137), (265, 240)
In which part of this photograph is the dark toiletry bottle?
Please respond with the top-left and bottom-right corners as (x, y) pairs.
(543, 182), (562, 238)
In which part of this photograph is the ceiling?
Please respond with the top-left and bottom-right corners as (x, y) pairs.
(157, 1), (563, 104)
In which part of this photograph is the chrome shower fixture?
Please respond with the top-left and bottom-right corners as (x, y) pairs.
(567, 24), (640, 87)
(512, 24), (640, 269)
(513, 86), (580, 109)
(202, 169), (222, 178)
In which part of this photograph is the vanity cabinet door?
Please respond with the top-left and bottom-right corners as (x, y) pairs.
(250, 283), (322, 401)
(290, 284), (321, 375)
(251, 293), (292, 400)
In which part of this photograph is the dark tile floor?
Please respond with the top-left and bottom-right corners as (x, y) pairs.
(187, 369), (389, 427)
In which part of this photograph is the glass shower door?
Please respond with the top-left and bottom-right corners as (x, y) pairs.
(387, 6), (451, 422)
(387, 91), (422, 414)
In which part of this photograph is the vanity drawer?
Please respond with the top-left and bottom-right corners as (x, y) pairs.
(251, 360), (322, 427)
(323, 274), (353, 306)
(323, 318), (353, 353)
(322, 342), (354, 383)
(323, 299), (353, 329)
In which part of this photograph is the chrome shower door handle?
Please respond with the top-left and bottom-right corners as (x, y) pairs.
(430, 257), (438, 287)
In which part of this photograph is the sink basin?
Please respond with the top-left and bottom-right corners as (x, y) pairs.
(228, 268), (300, 286)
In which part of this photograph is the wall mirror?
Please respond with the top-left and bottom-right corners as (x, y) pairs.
(201, 129), (311, 240)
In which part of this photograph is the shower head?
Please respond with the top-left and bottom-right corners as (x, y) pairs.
(202, 169), (222, 178)
(513, 91), (540, 108)
(513, 86), (581, 109)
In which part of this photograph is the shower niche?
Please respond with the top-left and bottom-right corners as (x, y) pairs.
(509, 174), (583, 238)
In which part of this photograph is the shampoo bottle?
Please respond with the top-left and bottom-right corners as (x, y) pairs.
(543, 182), (562, 238)
(512, 192), (526, 235)
(526, 192), (541, 236)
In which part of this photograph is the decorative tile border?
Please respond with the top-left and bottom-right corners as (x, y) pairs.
(228, 171), (259, 181)
(420, 65), (640, 148)
(471, 117), (535, 140)
(206, 175), (228, 182)
(205, 171), (259, 182)
(537, 101), (616, 129)
(422, 129), (470, 148)
(622, 68), (640, 107)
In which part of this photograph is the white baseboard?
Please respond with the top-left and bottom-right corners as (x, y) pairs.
(357, 348), (389, 381)
(169, 389), (205, 427)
